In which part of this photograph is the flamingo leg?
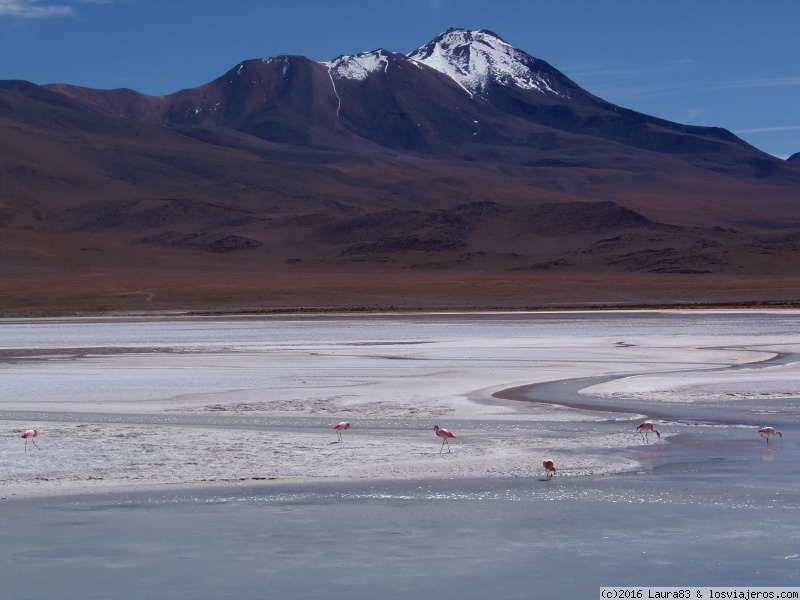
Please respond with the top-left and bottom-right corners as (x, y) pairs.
(32, 440), (40, 450)
(446, 439), (450, 453)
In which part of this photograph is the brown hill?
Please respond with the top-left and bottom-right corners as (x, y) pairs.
(1, 30), (800, 315)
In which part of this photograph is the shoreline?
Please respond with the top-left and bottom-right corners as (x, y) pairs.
(3, 310), (799, 502)
(0, 300), (800, 322)
(1, 374), (646, 501)
(4, 300), (800, 320)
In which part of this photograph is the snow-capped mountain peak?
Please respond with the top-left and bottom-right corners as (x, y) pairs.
(324, 50), (391, 81)
(408, 28), (566, 98)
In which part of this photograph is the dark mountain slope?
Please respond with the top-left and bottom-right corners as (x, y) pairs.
(1, 30), (800, 314)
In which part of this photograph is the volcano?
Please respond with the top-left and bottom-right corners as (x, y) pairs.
(1, 28), (799, 315)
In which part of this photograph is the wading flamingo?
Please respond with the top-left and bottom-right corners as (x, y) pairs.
(22, 429), (40, 452)
(543, 460), (556, 479)
(759, 426), (782, 444)
(434, 425), (455, 453)
(636, 421), (660, 443)
(333, 421), (350, 442)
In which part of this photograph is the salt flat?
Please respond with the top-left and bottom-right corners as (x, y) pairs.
(3, 311), (800, 599)
(2, 310), (798, 498)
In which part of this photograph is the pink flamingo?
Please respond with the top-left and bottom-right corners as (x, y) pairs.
(333, 421), (350, 442)
(543, 459), (556, 479)
(636, 421), (660, 443)
(759, 426), (782, 444)
(22, 429), (40, 452)
(434, 425), (455, 453)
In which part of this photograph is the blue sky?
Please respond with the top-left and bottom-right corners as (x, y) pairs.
(1, 0), (798, 158)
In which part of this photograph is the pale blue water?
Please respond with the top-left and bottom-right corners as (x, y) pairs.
(2, 312), (800, 599)
(2, 476), (799, 600)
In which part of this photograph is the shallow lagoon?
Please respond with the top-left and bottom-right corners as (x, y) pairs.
(3, 475), (799, 600)
(2, 311), (800, 598)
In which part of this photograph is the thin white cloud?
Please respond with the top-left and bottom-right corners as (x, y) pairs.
(567, 57), (800, 104)
(588, 71), (800, 99)
(568, 65), (665, 82)
(735, 125), (800, 134)
(701, 76), (800, 93)
(680, 108), (706, 124)
(0, 0), (121, 18)
(0, 0), (73, 17)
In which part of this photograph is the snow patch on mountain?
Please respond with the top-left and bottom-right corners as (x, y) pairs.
(325, 50), (390, 81)
(408, 28), (565, 98)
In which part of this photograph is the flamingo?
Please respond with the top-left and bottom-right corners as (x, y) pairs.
(21, 429), (40, 452)
(434, 425), (455, 453)
(333, 421), (350, 442)
(759, 426), (782, 444)
(543, 459), (556, 479)
(636, 421), (660, 443)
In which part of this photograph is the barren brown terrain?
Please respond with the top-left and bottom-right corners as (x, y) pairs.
(2, 30), (800, 315)
(3, 221), (800, 316)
